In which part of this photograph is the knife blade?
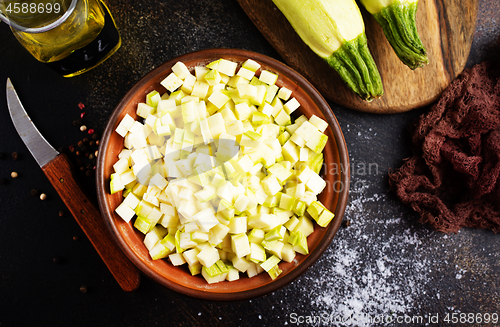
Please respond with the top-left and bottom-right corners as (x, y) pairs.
(6, 78), (140, 292)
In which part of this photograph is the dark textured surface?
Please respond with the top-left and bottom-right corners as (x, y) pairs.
(0, 1), (498, 326)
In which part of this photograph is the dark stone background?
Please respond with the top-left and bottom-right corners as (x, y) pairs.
(0, 1), (498, 326)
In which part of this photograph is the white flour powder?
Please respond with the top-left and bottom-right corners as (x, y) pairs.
(283, 179), (433, 326)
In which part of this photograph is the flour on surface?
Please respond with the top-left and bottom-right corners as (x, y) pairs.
(287, 180), (432, 326)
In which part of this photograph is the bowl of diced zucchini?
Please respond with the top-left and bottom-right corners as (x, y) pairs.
(97, 48), (350, 300)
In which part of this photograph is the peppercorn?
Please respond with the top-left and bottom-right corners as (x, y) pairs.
(75, 150), (81, 156)
(88, 153), (95, 160)
(79, 286), (88, 293)
(11, 172), (18, 178)
(12, 152), (19, 160)
(82, 137), (89, 144)
(85, 170), (93, 177)
(73, 118), (83, 126)
(30, 189), (38, 196)
(80, 125), (87, 132)
(58, 210), (66, 217)
(77, 140), (84, 148)
(91, 133), (99, 140)
(39, 193), (47, 200)
(72, 235), (79, 241)
(69, 145), (75, 152)
(52, 256), (61, 264)
(88, 129), (95, 135)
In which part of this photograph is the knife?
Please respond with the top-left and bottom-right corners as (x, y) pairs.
(6, 78), (140, 292)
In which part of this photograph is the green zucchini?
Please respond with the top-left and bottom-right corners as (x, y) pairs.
(272, 0), (383, 101)
(359, 0), (428, 69)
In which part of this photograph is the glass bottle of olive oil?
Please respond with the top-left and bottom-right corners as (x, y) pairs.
(2, 0), (121, 77)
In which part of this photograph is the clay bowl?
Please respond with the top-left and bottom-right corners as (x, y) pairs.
(97, 48), (350, 300)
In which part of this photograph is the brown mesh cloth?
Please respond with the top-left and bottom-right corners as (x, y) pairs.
(388, 58), (500, 233)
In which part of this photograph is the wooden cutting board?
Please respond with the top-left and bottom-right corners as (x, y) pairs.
(237, 0), (478, 113)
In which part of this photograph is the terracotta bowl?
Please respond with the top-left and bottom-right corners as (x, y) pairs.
(97, 48), (350, 300)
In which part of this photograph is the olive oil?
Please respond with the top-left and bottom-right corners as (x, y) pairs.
(8, 0), (120, 77)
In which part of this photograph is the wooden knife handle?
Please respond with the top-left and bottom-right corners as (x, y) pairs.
(42, 153), (140, 292)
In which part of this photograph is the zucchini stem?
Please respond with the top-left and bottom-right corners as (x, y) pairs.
(326, 33), (384, 101)
(373, 1), (429, 69)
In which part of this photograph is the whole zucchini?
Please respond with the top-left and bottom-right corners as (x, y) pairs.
(272, 0), (383, 101)
(359, 0), (428, 69)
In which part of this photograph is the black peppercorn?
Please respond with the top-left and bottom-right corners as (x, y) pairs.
(52, 256), (61, 264)
(58, 210), (66, 217)
(79, 286), (88, 293)
(12, 152), (19, 160)
(30, 189), (39, 196)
